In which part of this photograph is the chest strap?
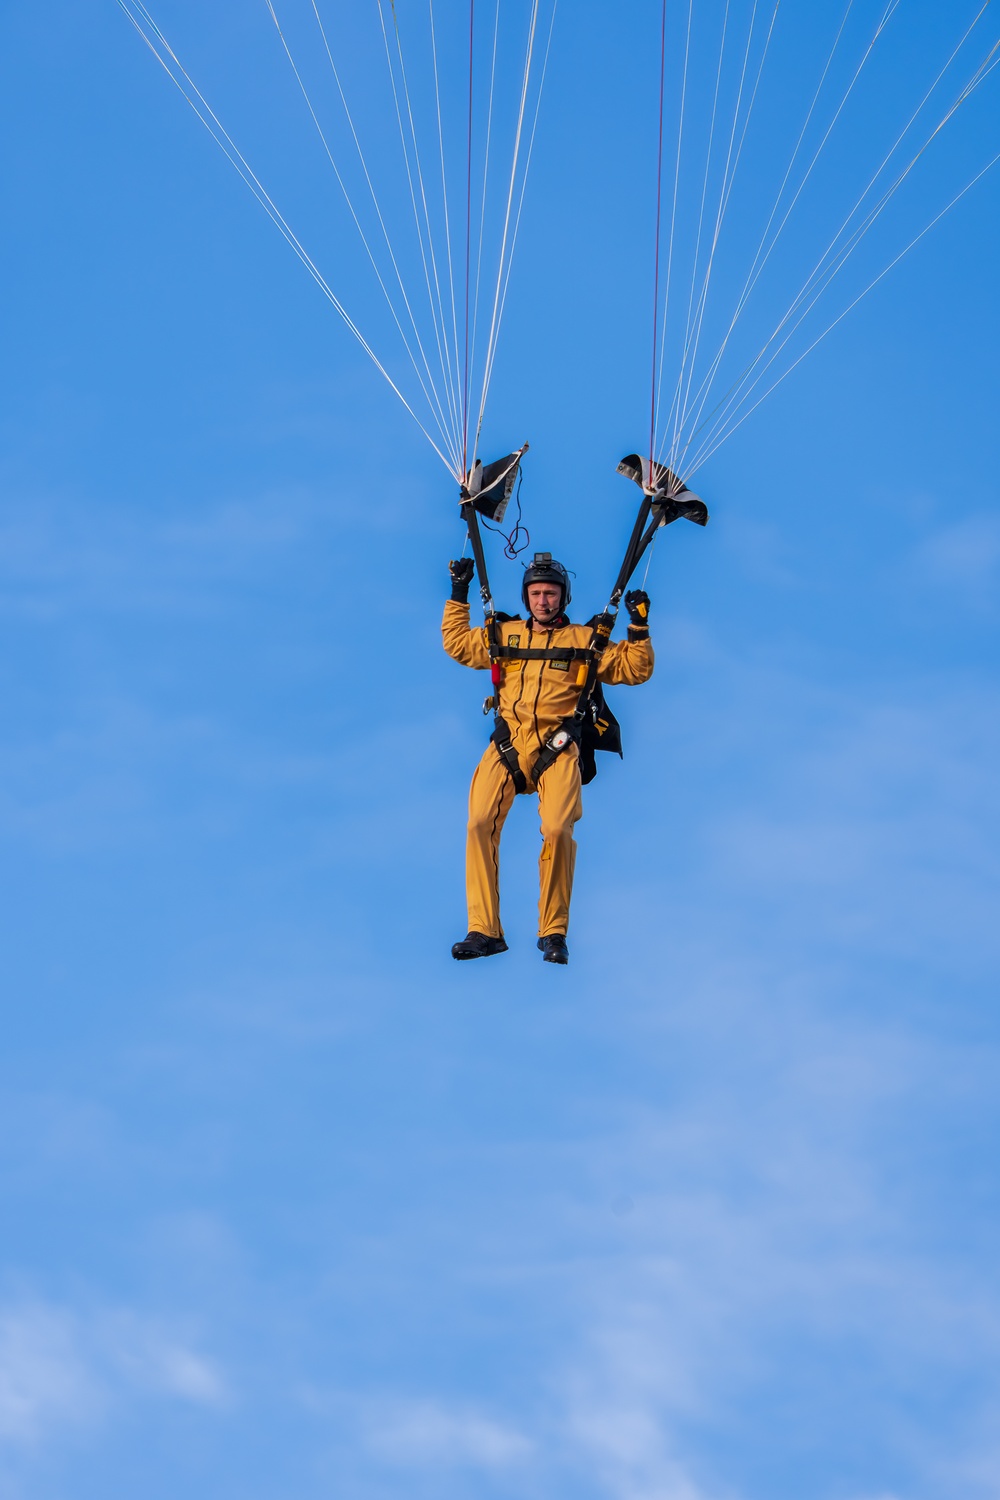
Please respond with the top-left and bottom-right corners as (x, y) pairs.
(494, 645), (596, 663)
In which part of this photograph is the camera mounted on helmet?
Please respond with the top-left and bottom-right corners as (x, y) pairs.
(521, 551), (571, 614)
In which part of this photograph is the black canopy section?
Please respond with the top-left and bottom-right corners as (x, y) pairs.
(458, 445), (529, 617)
(463, 445), (529, 523)
(607, 452), (709, 609)
(616, 453), (705, 512)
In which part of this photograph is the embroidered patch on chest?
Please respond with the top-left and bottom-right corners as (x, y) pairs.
(506, 634), (521, 648)
(549, 658), (570, 671)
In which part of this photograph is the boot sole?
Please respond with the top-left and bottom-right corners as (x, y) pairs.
(452, 940), (508, 961)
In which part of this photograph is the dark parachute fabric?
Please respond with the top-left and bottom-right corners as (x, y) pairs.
(579, 681), (622, 786)
(465, 449), (526, 523)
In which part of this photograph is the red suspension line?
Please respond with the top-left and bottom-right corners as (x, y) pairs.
(463, 0), (476, 477)
(649, 0), (668, 477)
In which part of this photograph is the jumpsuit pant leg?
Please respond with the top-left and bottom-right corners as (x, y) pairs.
(466, 745), (518, 938)
(535, 747), (583, 938)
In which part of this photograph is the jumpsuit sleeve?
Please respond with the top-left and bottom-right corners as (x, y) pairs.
(597, 632), (654, 686)
(442, 599), (491, 669)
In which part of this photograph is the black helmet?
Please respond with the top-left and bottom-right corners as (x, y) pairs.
(521, 551), (571, 612)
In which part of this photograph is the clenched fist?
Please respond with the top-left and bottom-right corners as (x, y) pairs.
(449, 557), (475, 602)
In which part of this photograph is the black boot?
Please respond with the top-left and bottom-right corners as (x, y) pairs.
(537, 934), (569, 965)
(452, 931), (509, 961)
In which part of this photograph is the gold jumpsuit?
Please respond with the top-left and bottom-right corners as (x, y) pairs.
(442, 600), (654, 939)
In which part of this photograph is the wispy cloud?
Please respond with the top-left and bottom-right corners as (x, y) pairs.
(362, 1397), (533, 1468)
(0, 1298), (228, 1449)
(0, 1304), (101, 1444)
(906, 511), (1000, 610)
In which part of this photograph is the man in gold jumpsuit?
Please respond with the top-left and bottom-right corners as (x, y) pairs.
(443, 552), (654, 964)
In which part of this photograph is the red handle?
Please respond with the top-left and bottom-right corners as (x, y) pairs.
(491, 664), (502, 686)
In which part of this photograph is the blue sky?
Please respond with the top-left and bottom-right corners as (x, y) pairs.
(1, 2), (999, 1497)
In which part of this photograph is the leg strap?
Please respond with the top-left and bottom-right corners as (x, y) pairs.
(491, 715), (528, 794)
(531, 718), (580, 783)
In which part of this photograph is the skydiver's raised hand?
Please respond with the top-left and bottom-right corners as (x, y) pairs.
(449, 557), (475, 602)
(624, 589), (650, 628)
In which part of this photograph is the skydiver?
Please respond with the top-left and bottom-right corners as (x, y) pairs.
(443, 552), (654, 965)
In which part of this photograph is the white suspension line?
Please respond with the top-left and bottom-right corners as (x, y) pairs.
(265, 0), (459, 469)
(673, 0), (885, 470)
(304, 0), (462, 468)
(687, 146), (1000, 475)
(473, 0), (551, 449)
(684, 38), (1000, 472)
(474, 0), (557, 453)
(469, 0), (503, 432)
(722, 0), (897, 349)
(661, 0), (751, 453)
(654, 0), (696, 450)
(657, 0), (733, 452)
(118, 0), (456, 474)
(669, 0), (780, 463)
(668, 0), (780, 466)
(473, 0), (556, 455)
(473, 3), (544, 443)
(678, 5), (999, 472)
(426, 0), (465, 456)
(378, 1), (465, 460)
(743, 4), (995, 378)
(373, 0), (464, 456)
(373, 8), (462, 459)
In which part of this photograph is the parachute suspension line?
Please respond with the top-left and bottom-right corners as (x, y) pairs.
(661, 0), (733, 457)
(671, 0), (779, 465)
(653, 0), (694, 468)
(463, 0), (475, 476)
(641, 528), (658, 591)
(690, 145), (1000, 475)
(685, 51), (1000, 476)
(668, 0), (779, 469)
(674, 0), (999, 475)
(116, 0), (455, 475)
(672, 0), (880, 471)
(469, 0), (503, 457)
(648, 0), (669, 477)
(682, 4), (1000, 472)
(265, 0), (458, 472)
(679, 0), (957, 467)
(304, 0), (463, 470)
(474, 0), (544, 436)
(482, 0), (556, 360)
(427, 0), (465, 450)
(379, 1), (465, 468)
(473, 0), (554, 455)
(472, 2), (556, 467)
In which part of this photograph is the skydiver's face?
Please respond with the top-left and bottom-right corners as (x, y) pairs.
(527, 582), (563, 627)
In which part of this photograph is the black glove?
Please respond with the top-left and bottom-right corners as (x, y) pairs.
(449, 557), (475, 603)
(624, 589), (650, 628)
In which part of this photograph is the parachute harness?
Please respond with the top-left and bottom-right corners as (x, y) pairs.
(462, 450), (709, 792)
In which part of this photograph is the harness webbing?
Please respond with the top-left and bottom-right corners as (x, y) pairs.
(491, 714), (527, 794)
(461, 496), (529, 794)
(494, 645), (596, 663)
(530, 610), (615, 783)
